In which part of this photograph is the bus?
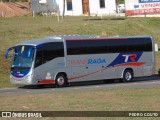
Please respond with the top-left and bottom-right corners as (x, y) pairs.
(5, 35), (156, 87)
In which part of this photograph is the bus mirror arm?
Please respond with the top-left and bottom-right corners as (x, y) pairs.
(5, 47), (15, 59)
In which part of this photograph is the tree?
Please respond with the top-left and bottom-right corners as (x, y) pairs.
(62, 0), (65, 20)
(117, 0), (124, 4)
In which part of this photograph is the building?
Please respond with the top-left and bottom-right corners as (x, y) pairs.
(31, 0), (117, 16)
(54, 0), (117, 16)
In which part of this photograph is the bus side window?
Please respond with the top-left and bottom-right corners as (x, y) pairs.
(34, 42), (64, 68)
(35, 49), (43, 68)
(42, 42), (64, 62)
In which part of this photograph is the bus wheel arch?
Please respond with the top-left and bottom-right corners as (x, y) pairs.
(122, 68), (134, 82)
(55, 72), (68, 87)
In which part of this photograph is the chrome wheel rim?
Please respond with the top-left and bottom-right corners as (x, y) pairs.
(57, 77), (65, 86)
(125, 72), (132, 81)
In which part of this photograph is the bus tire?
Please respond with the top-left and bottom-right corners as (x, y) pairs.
(122, 69), (133, 82)
(55, 74), (67, 87)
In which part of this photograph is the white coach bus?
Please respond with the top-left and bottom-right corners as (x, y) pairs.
(5, 35), (155, 87)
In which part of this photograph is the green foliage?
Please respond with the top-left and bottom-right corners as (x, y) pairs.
(116, 0), (124, 4)
(0, 16), (160, 87)
(0, 88), (160, 111)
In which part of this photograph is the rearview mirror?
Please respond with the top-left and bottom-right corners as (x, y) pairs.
(5, 47), (15, 59)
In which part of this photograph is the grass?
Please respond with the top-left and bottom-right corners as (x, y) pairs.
(0, 87), (160, 119)
(1, 16), (160, 87)
(0, 16), (160, 120)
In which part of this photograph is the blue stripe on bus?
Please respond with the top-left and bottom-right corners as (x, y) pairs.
(11, 70), (30, 78)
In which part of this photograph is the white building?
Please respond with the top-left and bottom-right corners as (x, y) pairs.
(54, 0), (117, 16)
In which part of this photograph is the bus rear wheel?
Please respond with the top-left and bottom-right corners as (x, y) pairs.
(122, 69), (133, 82)
(55, 74), (67, 87)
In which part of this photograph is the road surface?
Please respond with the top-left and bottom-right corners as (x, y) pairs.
(0, 76), (160, 96)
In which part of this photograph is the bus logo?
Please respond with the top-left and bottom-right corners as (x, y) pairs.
(122, 54), (137, 62)
(68, 58), (106, 65)
(88, 58), (106, 64)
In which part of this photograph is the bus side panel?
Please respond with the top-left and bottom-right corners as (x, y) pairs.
(66, 55), (91, 82)
(33, 57), (69, 84)
(66, 51), (155, 82)
(140, 52), (155, 76)
(86, 66), (118, 80)
(151, 37), (156, 75)
(33, 52), (155, 84)
(66, 54), (119, 82)
(84, 54), (118, 80)
(116, 52), (155, 78)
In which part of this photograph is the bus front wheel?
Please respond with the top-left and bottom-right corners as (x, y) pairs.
(55, 74), (67, 87)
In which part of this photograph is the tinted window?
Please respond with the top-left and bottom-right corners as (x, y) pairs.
(67, 0), (73, 10)
(66, 37), (152, 55)
(87, 40), (108, 54)
(67, 40), (112, 55)
(99, 0), (105, 8)
(127, 38), (152, 52)
(35, 42), (64, 68)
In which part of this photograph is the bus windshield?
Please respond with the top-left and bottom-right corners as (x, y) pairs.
(11, 45), (35, 69)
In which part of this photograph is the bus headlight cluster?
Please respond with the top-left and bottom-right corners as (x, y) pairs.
(25, 74), (33, 83)
(10, 75), (13, 79)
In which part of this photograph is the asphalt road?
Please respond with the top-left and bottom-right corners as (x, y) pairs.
(0, 76), (160, 96)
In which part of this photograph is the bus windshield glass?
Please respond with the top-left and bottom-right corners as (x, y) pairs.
(11, 45), (35, 69)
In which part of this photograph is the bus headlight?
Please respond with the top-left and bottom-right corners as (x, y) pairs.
(10, 75), (13, 79)
(25, 74), (33, 83)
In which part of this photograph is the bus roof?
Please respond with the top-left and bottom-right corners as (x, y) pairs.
(16, 35), (153, 46)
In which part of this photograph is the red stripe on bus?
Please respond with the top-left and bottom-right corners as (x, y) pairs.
(38, 79), (55, 84)
(115, 62), (145, 67)
(68, 62), (145, 81)
(68, 66), (113, 81)
(37, 62), (146, 83)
